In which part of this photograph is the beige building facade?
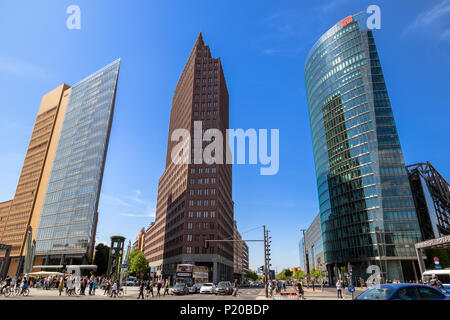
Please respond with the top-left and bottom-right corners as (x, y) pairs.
(0, 84), (71, 276)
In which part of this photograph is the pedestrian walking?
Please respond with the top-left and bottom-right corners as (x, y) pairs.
(104, 280), (110, 295)
(269, 281), (274, 298)
(336, 280), (343, 299)
(66, 275), (74, 295)
(88, 275), (94, 295)
(233, 279), (239, 297)
(164, 279), (170, 296)
(146, 280), (154, 297)
(93, 277), (98, 295)
(157, 280), (162, 297)
(138, 280), (145, 299)
(58, 277), (65, 296)
(297, 280), (305, 299)
(111, 281), (118, 298)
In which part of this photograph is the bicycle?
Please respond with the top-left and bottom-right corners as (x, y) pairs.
(15, 287), (29, 297)
(109, 288), (124, 298)
(0, 286), (12, 297)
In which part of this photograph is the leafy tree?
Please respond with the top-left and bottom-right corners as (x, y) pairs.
(294, 269), (306, 280)
(128, 248), (140, 264)
(276, 268), (293, 280)
(128, 249), (149, 277)
(320, 270), (328, 283)
(310, 268), (321, 284)
(93, 243), (110, 275)
(245, 270), (258, 281)
(340, 266), (346, 281)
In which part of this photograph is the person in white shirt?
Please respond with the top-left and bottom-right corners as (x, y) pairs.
(112, 281), (118, 298)
(336, 280), (343, 299)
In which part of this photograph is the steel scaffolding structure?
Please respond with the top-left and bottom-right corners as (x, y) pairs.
(407, 162), (450, 239)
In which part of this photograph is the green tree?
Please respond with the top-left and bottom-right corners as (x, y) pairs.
(128, 248), (140, 263)
(294, 269), (306, 280)
(245, 270), (258, 281)
(128, 249), (149, 277)
(93, 243), (110, 275)
(284, 269), (293, 277)
(310, 268), (321, 284)
(340, 266), (346, 281)
(276, 268), (293, 280)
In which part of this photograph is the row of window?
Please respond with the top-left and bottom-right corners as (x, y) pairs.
(194, 111), (218, 117)
(194, 102), (219, 109)
(196, 85), (219, 91)
(195, 78), (219, 84)
(189, 189), (216, 196)
(189, 178), (216, 184)
(195, 94), (219, 100)
(193, 119), (217, 126)
(196, 70), (218, 77)
(196, 61), (218, 66)
(187, 222), (214, 230)
(186, 246), (214, 254)
(187, 211), (216, 218)
(188, 199), (216, 207)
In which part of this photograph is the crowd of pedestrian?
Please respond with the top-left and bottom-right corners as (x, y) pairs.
(137, 279), (171, 299)
(0, 273), (125, 298)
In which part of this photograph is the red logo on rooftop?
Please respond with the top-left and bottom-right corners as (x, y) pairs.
(340, 16), (353, 28)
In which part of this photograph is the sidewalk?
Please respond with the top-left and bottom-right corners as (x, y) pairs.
(256, 286), (368, 300)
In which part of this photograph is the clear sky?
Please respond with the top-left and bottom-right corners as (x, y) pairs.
(1, 0), (449, 272)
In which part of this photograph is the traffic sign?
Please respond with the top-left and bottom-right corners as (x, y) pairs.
(348, 285), (355, 293)
(434, 257), (442, 270)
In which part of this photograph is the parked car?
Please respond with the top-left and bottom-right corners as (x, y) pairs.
(172, 283), (189, 295)
(215, 281), (233, 295)
(200, 283), (216, 294)
(189, 282), (204, 294)
(355, 284), (448, 300)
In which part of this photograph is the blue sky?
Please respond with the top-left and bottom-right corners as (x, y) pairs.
(1, 0), (449, 272)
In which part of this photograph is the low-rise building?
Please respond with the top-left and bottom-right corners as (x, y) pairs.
(300, 213), (326, 278)
(233, 221), (249, 282)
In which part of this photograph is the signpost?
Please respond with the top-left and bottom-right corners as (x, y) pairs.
(348, 285), (355, 299)
(434, 257), (442, 270)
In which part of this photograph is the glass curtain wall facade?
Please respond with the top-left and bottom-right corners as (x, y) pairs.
(305, 13), (421, 283)
(35, 60), (120, 264)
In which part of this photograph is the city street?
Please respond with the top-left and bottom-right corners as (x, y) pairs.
(0, 286), (367, 300)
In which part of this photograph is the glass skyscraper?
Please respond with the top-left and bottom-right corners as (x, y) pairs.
(305, 13), (422, 283)
(35, 60), (120, 264)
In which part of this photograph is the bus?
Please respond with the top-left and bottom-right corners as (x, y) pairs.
(175, 264), (209, 286)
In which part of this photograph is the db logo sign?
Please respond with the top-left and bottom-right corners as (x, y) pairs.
(340, 16), (353, 28)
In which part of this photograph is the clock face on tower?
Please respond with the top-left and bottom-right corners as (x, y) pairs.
(112, 249), (116, 255)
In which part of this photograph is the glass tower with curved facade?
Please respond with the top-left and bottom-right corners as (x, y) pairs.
(305, 12), (421, 283)
(35, 60), (120, 265)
